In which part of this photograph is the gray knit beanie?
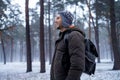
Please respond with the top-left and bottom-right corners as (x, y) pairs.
(58, 11), (74, 28)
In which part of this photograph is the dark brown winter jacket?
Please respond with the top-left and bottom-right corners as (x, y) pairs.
(50, 28), (85, 80)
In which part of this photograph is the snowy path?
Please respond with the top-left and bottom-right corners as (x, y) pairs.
(0, 62), (120, 80)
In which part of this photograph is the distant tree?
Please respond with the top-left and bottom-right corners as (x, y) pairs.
(0, 26), (15, 64)
(29, 8), (39, 61)
(0, 0), (24, 62)
(0, 0), (8, 64)
(92, 0), (114, 61)
(85, 0), (101, 62)
(25, 0), (32, 72)
(0, 34), (6, 64)
(40, 0), (46, 73)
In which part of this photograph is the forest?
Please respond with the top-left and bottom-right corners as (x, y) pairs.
(0, 0), (120, 73)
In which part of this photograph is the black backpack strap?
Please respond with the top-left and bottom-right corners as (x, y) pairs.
(85, 39), (90, 51)
(64, 33), (69, 46)
(63, 30), (73, 47)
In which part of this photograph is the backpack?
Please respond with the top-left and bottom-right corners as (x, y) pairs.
(84, 39), (98, 75)
(64, 31), (98, 75)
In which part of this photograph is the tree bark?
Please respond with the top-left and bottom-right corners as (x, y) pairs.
(10, 38), (13, 62)
(48, 1), (52, 64)
(40, 0), (46, 73)
(1, 37), (6, 64)
(20, 40), (24, 62)
(110, 0), (120, 70)
(86, 0), (91, 39)
(25, 0), (32, 72)
(94, 0), (100, 63)
(106, 19), (113, 61)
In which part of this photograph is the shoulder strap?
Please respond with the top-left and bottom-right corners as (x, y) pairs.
(85, 39), (90, 51)
(64, 32), (70, 47)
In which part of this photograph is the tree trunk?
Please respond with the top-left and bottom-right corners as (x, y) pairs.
(1, 37), (6, 64)
(94, 0), (100, 63)
(40, 0), (46, 73)
(106, 19), (113, 61)
(86, 0), (91, 39)
(110, 0), (120, 70)
(20, 40), (24, 62)
(88, 0), (91, 39)
(10, 38), (13, 62)
(45, 17), (48, 62)
(25, 0), (32, 72)
(116, 22), (120, 57)
(74, 5), (77, 24)
(48, 1), (52, 64)
(86, 0), (100, 62)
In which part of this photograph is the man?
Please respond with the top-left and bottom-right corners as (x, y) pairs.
(50, 11), (85, 80)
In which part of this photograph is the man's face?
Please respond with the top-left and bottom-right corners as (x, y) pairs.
(54, 14), (62, 29)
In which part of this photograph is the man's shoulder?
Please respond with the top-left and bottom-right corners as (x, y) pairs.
(67, 30), (84, 39)
(65, 28), (85, 37)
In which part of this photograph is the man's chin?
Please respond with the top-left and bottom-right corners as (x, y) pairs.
(57, 26), (60, 29)
(55, 26), (60, 29)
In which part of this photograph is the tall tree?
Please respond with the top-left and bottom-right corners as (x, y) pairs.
(115, 1), (120, 50)
(25, 0), (32, 72)
(0, 1), (8, 63)
(40, 0), (46, 73)
(86, 0), (100, 62)
(0, 35), (6, 64)
(86, 0), (92, 39)
(92, 0), (114, 61)
(94, 0), (100, 63)
(48, 0), (52, 64)
(110, 0), (120, 70)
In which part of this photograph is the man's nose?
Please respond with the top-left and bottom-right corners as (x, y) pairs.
(54, 20), (57, 23)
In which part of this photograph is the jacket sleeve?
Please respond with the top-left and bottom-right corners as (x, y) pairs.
(65, 31), (85, 80)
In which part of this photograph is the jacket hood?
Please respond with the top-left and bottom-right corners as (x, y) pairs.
(64, 27), (85, 37)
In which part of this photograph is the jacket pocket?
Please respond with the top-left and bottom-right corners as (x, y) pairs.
(54, 51), (64, 73)
(62, 53), (70, 73)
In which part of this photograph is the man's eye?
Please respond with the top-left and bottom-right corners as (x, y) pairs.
(57, 17), (60, 19)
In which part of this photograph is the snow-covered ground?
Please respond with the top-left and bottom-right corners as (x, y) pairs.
(0, 62), (120, 80)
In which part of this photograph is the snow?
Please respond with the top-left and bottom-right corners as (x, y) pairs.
(81, 62), (120, 80)
(0, 62), (120, 80)
(0, 62), (50, 80)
